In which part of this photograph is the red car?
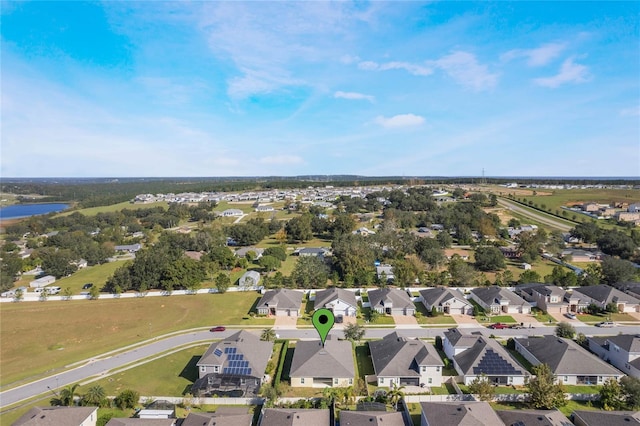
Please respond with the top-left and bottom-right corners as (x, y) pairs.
(489, 323), (509, 329)
(210, 326), (226, 332)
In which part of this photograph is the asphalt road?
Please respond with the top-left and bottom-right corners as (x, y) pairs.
(2, 324), (638, 408)
(497, 198), (573, 232)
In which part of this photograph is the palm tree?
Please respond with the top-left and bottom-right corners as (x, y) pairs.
(261, 328), (276, 342)
(59, 384), (79, 406)
(82, 385), (106, 407)
(386, 385), (405, 410)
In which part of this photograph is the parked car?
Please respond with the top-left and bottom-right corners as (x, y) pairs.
(210, 326), (226, 332)
(596, 321), (615, 328)
(489, 323), (510, 329)
(565, 312), (577, 320)
(82, 283), (94, 289)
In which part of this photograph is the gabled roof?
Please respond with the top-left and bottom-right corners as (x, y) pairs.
(605, 334), (640, 353)
(514, 336), (622, 376)
(106, 420), (176, 426)
(257, 288), (303, 311)
(572, 410), (640, 426)
(369, 332), (442, 378)
(290, 338), (355, 378)
(260, 408), (331, 426)
(443, 328), (482, 349)
(470, 286), (529, 306)
(420, 287), (470, 307)
(314, 287), (357, 309)
(340, 411), (408, 426)
(181, 411), (253, 426)
(572, 285), (640, 305)
(368, 288), (414, 310)
(14, 406), (98, 426)
(419, 402), (506, 426)
(496, 409), (572, 426)
(454, 336), (528, 377)
(197, 330), (273, 378)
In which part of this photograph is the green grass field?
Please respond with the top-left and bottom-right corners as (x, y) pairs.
(414, 303), (457, 325)
(57, 201), (169, 217)
(51, 260), (131, 294)
(530, 189), (640, 213)
(0, 292), (271, 386)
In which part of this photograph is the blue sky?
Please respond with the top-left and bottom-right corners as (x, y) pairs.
(1, 1), (638, 177)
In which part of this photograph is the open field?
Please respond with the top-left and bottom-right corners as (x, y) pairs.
(48, 260), (130, 294)
(529, 189), (640, 212)
(57, 201), (169, 217)
(0, 292), (270, 386)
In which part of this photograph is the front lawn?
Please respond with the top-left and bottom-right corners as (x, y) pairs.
(576, 312), (638, 323)
(414, 302), (456, 325)
(357, 307), (395, 325)
(486, 315), (517, 324)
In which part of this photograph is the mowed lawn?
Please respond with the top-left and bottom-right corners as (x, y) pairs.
(0, 292), (267, 386)
(51, 260), (131, 294)
(56, 201), (169, 217)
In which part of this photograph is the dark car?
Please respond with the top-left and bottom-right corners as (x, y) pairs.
(489, 323), (510, 329)
(82, 283), (93, 289)
(210, 326), (226, 332)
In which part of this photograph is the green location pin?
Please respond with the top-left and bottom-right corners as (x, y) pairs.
(312, 308), (335, 347)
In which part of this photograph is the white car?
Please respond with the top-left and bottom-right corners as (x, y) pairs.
(597, 321), (616, 328)
(565, 312), (577, 320)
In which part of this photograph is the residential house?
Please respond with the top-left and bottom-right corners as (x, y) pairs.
(182, 408), (252, 426)
(352, 226), (375, 236)
(572, 410), (640, 426)
(516, 283), (574, 314)
(630, 203), (640, 213)
(589, 334), (640, 378)
(452, 335), (529, 385)
(29, 275), (56, 288)
(289, 337), (355, 388)
(616, 282), (640, 300)
(369, 331), (444, 387)
(419, 288), (473, 315)
(572, 285), (640, 313)
(238, 270), (261, 289)
(114, 243), (142, 253)
(375, 264), (395, 282)
(442, 328), (482, 361)
(514, 336), (623, 385)
(220, 209), (244, 217)
(617, 212), (640, 222)
(368, 288), (415, 316)
(235, 247), (264, 259)
(192, 330), (273, 397)
(138, 400), (176, 419)
(255, 205), (274, 212)
(340, 411), (408, 426)
(561, 249), (603, 263)
(313, 287), (357, 320)
(469, 286), (532, 314)
(419, 401), (506, 426)
(256, 288), (303, 316)
(496, 409), (573, 426)
(106, 420), (175, 426)
(296, 247), (330, 258)
(259, 408), (331, 426)
(13, 406), (98, 426)
(582, 202), (600, 212)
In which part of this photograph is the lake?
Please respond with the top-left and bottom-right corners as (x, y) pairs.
(0, 203), (70, 220)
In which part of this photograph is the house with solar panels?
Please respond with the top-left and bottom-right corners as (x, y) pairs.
(452, 335), (529, 386)
(192, 330), (273, 397)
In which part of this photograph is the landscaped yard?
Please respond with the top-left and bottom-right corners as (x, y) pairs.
(576, 312), (638, 323)
(0, 292), (270, 386)
(531, 308), (557, 324)
(414, 303), (456, 325)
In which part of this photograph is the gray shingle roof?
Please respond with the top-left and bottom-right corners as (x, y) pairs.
(571, 410), (640, 425)
(314, 287), (357, 309)
(197, 330), (273, 378)
(572, 285), (640, 305)
(260, 408), (331, 426)
(340, 411), (408, 426)
(470, 286), (529, 307)
(106, 420), (175, 426)
(369, 332), (442, 378)
(515, 336), (622, 376)
(257, 288), (303, 311)
(496, 409), (572, 426)
(290, 338), (355, 378)
(420, 287), (470, 308)
(368, 288), (414, 310)
(419, 402), (506, 426)
(605, 334), (640, 353)
(14, 407), (98, 426)
(181, 412), (252, 426)
(443, 328), (482, 349)
(454, 336), (528, 377)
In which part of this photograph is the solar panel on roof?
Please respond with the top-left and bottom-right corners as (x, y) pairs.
(225, 347), (237, 354)
(473, 349), (521, 375)
(214, 348), (223, 357)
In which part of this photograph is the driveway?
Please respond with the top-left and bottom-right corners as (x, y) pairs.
(334, 315), (357, 329)
(549, 311), (582, 324)
(509, 312), (542, 328)
(451, 314), (480, 328)
(392, 315), (418, 327)
(274, 315), (298, 329)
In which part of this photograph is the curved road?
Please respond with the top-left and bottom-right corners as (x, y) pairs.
(2, 324), (638, 409)
(497, 198), (573, 232)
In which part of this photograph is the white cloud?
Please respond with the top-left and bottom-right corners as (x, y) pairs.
(358, 60), (433, 76)
(534, 57), (590, 88)
(620, 106), (640, 117)
(375, 114), (425, 128)
(334, 91), (374, 102)
(501, 42), (567, 67)
(258, 155), (305, 165)
(433, 51), (498, 91)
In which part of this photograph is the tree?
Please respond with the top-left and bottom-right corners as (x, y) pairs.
(291, 256), (329, 288)
(385, 385), (405, 410)
(474, 246), (506, 271)
(519, 270), (541, 284)
(343, 323), (365, 341)
(555, 322), (575, 339)
(468, 374), (495, 402)
(263, 246), (287, 261)
(600, 378), (624, 411)
(597, 230), (637, 259)
(285, 214), (313, 242)
(59, 383), (79, 406)
(215, 273), (230, 294)
(436, 231), (453, 248)
(259, 255), (281, 272)
(82, 385), (106, 407)
(601, 256), (637, 285)
(527, 364), (566, 409)
(448, 258), (477, 286)
(261, 328), (276, 342)
(570, 222), (601, 243)
(114, 389), (139, 410)
(38, 248), (78, 278)
(621, 376), (640, 409)
(89, 284), (100, 300)
(331, 213), (356, 238)
(579, 263), (603, 286)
